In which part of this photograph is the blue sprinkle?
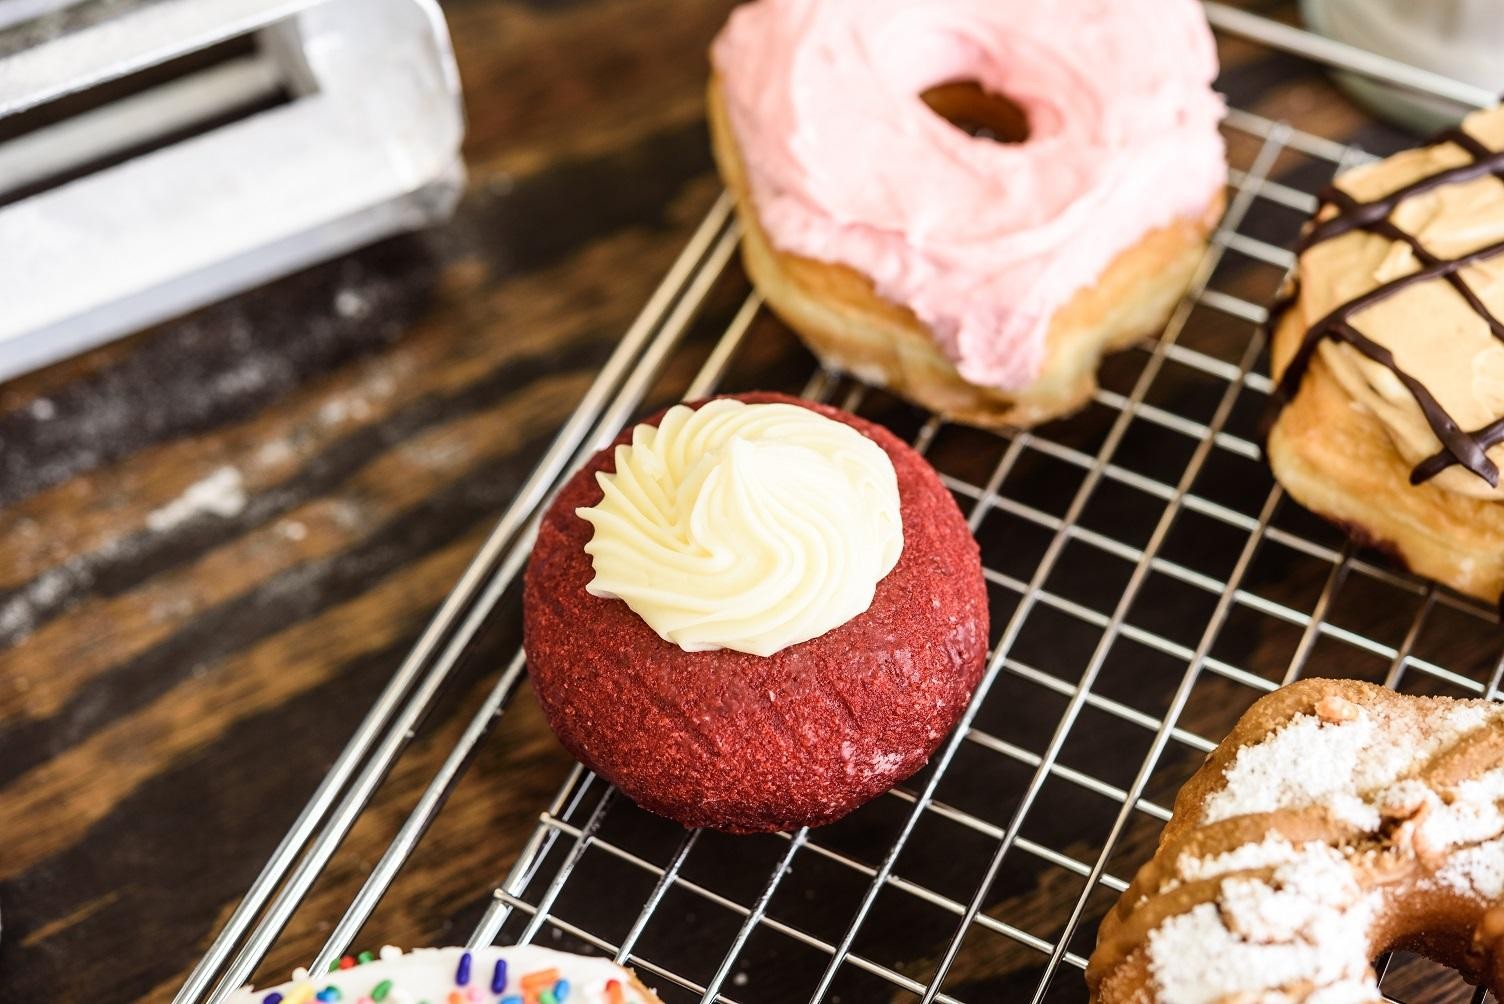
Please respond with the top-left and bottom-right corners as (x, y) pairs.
(455, 950), (473, 986)
(491, 959), (508, 993)
(553, 978), (570, 1001)
(263, 995), (284, 1004)
(316, 991), (341, 1003)
(500, 997), (524, 1004)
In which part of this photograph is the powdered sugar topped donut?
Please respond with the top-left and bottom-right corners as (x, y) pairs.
(711, 0), (1225, 392)
(1088, 680), (1504, 1003)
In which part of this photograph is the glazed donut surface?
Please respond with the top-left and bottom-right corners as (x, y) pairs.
(1266, 105), (1504, 603)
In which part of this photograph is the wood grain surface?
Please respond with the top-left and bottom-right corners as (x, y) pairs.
(0, 1), (1497, 1002)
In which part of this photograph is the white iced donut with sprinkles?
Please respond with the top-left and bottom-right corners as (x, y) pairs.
(226, 946), (661, 1004)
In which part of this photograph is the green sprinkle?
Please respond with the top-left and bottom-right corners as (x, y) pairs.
(357, 951), (376, 965)
(328, 959), (341, 973)
(371, 979), (393, 1002)
(540, 993), (558, 1004)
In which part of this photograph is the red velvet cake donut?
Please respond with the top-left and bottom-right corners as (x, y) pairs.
(523, 392), (988, 832)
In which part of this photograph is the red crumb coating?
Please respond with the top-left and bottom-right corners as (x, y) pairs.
(522, 392), (989, 833)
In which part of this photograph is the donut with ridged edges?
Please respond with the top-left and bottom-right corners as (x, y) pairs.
(523, 392), (988, 833)
(1089, 678), (1504, 1003)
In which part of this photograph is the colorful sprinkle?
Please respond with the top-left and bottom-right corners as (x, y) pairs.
(520, 968), (560, 993)
(263, 952), (632, 1004)
(491, 960), (508, 994)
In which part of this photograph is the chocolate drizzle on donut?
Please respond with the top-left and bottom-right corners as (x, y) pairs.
(1266, 126), (1504, 488)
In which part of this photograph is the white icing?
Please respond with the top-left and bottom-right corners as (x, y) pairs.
(1433, 834), (1504, 900)
(577, 400), (903, 656)
(225, 946), (653, 1003)
(1147, 855), (1377, 1003)
(1201, 704), (1498, 826)
(1174, 835), (1316, 885)
(1372, 767), (1504, 857)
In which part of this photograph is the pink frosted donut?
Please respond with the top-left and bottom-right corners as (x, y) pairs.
(710, 0), (1227, 426)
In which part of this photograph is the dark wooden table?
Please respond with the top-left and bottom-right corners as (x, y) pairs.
(0, 2), (736, 997)
(0, 2), (1490, 1002)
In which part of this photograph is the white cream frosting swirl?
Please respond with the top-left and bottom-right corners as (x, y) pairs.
(576, 400), (903, 657)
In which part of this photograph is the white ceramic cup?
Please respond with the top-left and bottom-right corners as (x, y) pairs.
(1302, 0), (1504, 131)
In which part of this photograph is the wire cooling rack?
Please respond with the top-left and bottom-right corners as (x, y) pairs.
(180, 6), (1504, 1004)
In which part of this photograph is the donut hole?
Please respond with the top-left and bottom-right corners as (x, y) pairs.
(920, 80), (1030, 144)
(1362, 895), (1504, 996)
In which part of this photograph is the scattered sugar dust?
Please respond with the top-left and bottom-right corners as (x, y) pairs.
(0, 249), (419, 650)
(334, 288), (371, 319)
(145, 466), (247, 534)
(0, 559), (90, 640)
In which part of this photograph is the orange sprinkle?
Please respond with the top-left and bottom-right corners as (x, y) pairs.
(605, 979), (625, 1004)
(521, 969), (561, 991)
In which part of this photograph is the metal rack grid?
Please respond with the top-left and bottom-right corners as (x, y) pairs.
(181, 6), (1504, 1004)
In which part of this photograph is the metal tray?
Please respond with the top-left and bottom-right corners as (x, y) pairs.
(179, 6), (1504, 1003)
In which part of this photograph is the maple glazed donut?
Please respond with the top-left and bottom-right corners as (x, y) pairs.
(708, 0), (1228, 428)
(522, 392), (988, 833)
(1088, 679), (1504, 1003)
(1266, 104), (1504, 604)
